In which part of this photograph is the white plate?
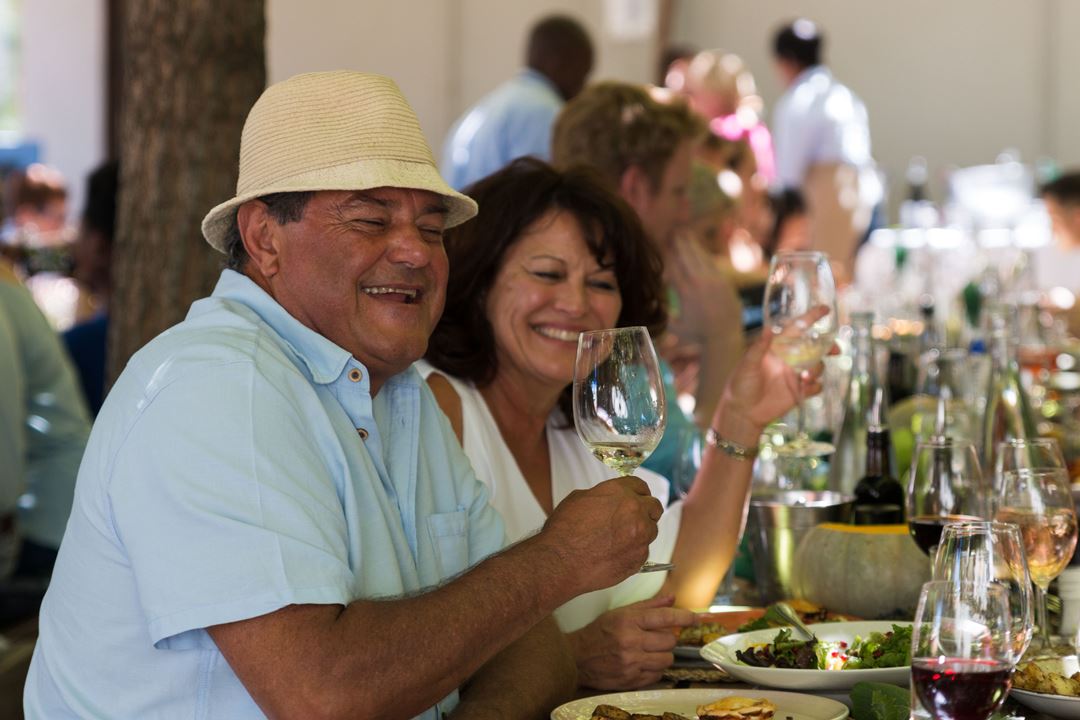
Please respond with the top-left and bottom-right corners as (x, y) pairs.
(700, 621), (911, 691)
(1010, 688), (1080, 719)
(551, 688), (849, 720)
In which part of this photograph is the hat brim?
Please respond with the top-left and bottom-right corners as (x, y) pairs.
(201, 157), (478, 253)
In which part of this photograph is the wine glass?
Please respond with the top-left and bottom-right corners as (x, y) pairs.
(934, 521), (1034, 661)
(994, 438), (1079, 654)
(574, 326), (671, 573)
(762, 251), (838, 457)
(911, 580), (1014, 720)
(906, 438), (989, 556)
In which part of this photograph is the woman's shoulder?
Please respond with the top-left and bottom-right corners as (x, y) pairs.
(416, 361), (466, 443)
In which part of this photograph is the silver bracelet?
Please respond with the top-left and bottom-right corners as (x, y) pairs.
(705, 427), (758, 461)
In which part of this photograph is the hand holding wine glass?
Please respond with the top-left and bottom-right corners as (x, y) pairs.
(574, 326), (672, 573)
(906, 438), (989, 556)
(762, 251), (838, 457)
(911, 580), (1014, 720)
(994, 438), (1078, 654)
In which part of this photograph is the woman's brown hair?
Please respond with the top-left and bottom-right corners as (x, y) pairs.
(426, 157), (667, 421)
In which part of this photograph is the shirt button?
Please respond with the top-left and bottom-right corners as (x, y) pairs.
(348, 368), (363, 382)
(357, 428), (369, 440)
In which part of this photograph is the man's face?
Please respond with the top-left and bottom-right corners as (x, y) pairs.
(1046, 197), (1080, 250)
(260, 188), (449, 390)
(636, 140), (694, 247)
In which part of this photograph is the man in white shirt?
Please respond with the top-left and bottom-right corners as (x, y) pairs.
(771, 18), (882, 279)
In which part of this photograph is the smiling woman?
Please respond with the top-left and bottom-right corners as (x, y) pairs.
(420, 157), (817, 691)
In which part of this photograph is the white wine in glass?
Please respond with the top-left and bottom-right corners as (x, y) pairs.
(763, 251), (838, 457)
(574, 326), (671, 573)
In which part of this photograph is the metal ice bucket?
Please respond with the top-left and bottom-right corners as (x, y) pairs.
(746, 490), (855, 604)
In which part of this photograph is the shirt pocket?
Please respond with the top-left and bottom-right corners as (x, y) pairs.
(427, 509), (469, 578)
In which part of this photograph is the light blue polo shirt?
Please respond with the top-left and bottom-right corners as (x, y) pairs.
(441, 68), (564, 190)
(25, 269), (506, 719)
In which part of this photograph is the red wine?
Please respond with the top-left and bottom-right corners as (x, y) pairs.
(908, 515), (983, 555)
(912, 658), (1012, 720)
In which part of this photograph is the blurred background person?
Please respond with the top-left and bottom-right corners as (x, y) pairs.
(684, 49), (776, 186)
(62, 160), (118, 416)
(770, 18), (883, 282)
(0, 254), (91, 582)
(687, 160), (765, 283)
(442, 15), (593, 190)
(768, 188), (811, 257)
(697, 131), (773, 268)
(1042, 171), (1080, 250)
(657, 44), (697, 91)
(1040, 172), (1080, 338)
(0, 163), (69, 252)
(552, 81), (744, 477)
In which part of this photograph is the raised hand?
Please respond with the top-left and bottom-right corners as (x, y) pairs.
(568, 595), (696, 690)
(713, 305), (834, 439)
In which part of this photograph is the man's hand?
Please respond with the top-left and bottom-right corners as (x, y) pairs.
(538, 477), (662, 596)
(568, 595), (696, 690)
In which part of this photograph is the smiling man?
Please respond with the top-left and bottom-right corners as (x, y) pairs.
(24, 71), (664, 719)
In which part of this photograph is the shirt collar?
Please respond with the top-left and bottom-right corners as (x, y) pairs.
(519, 67), (562, 99)
(205, 269), (353, 385)
(793, 64), (830, 86)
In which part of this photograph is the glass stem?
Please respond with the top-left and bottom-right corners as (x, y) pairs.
(1034, 583), (1051, 648)
(794, 370), (808, 441)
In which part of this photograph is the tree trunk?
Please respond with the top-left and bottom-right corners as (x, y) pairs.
(109, 0), (265, 383)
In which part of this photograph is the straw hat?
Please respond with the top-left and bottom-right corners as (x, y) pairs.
(201, 70), (478, 252)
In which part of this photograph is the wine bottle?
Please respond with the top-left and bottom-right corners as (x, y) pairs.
(980, 325), (1037, 475)
(853, 388), (905, 524)
(830, 312), (878, 494)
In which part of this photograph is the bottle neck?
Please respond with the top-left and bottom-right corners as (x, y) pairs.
(865, 428), (893, 478)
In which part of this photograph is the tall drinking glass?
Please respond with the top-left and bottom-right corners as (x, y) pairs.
(574, 326), (671, 573)
(906, 438), (989, 556)
(933, 521), (1034, 661)
(762, 251), (838, 457)
(994, 438), (1079, 654)
(911, 581), (1014, 720)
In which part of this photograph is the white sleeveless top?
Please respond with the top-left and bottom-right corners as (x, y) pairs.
(417, 362), (682, 632)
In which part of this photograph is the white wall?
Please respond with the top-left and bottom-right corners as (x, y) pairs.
(19, 0), (106, 221)
(17, 0), (1078, 224)
(267, 0), (656, 159)
(672, 0), (1080, 213)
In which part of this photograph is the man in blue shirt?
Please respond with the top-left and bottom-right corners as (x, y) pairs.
(25, 71), (662, 719)
(442, 15), (593, 190)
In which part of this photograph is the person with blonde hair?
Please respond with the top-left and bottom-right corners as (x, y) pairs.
(552, 82), (744, 470)
(684, 49), (776, 185)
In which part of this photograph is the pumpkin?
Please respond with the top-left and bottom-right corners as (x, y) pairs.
(791, 523), (930, 619)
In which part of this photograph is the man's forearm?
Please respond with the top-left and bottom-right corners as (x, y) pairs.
(212, 533), (583, 720)
(452, 617), (576, 719)
(326, 535), (578, 716)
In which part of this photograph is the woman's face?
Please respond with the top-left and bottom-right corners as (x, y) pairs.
(486, 209), (623, 393)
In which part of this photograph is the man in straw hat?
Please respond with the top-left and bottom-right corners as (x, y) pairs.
(26, 71), (662, 719)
